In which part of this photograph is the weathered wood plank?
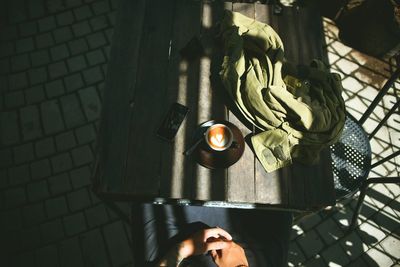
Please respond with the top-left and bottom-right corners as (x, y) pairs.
(254, 3), (289, 205)
(191, 0), (231, 201)
(125, 0), (177, 196)
(226, 2), (256, 203)
(159, 0), (203, 199)
(94, 0), (147, 194)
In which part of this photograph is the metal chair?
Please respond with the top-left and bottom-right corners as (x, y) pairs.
(330, 59), (400, 230)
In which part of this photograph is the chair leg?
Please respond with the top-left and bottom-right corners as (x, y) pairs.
(349, 177), (400, 230)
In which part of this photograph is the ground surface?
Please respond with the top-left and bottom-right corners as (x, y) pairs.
(0, 0), (399, 266)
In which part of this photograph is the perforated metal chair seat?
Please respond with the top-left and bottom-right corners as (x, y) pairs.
(330, 115), (372, 199)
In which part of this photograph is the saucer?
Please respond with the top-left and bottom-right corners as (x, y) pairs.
(192, 120), (245, 169)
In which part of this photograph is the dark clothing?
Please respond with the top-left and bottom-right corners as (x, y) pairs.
(131, 203), (292, 267)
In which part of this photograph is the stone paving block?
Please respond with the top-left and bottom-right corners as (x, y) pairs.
(31, 159), (51, 180)
(38, 16), (57, 32)
(288, 241), (306, 266)
(25, 85), (46, 104)
(59, 237), (85, 267)
(303, 254), (326, 267)
(70, 165), (91, 188)
(23, 202), (46, 226)
(321, 242), (350, 266)
(296, 229), (325, 259)
(20, 105), (42, 141)
(4, 186), (27, 208)
(363, 247), (394, 266)
(45, 79), (64, 98)
(65, 0), (83, 8)
(35, 137), (56, 158)
(75, 123), (97, 144)
(16, 37), (35, 53)
(103, 221), (133, 266)
(64, 73), (84, 92)
(27, 180), (50, 202)
(48, 172), (72, 195)
(86, 32), (107, 49)
(74, 5), (93, 20)
(89, 15), (109, 31)
(29, 67), (48, 85)
(0, 42), (14, 59)
(28, 0), (45, 18)
(50, 44), (70, 61)
(40, 218), (65, 244)
(60, 93), (86, 128)
(57, 10), (75, 26)
(0, 148), (13, 168)
(67, 187), (92, 211)
(0, 25), (18, 42)
(79, 86), (101, 120)
(55, 131), (77, 151)
(71, 145), (93, 166)
(35, 244), (60, 267)
(47, 0), (65, 13)
(80, 228), (110, 267)
(379, 234), (400, 259)
(72, 20), (92, 37)
(0, 58), (10, 74)
(0, 169), (8, 188)
(36, 32), (55, 48)
(86, 49), (106, 66)
(92, 0), (110, 15)
(19, 20), (38, 37)
(0, 75), (9, 93)
(53, 26), (74, 44)
(0, 209), (23, 230)
(13, 142), (34, 164)
(20, 226), (41, 250)
(11, 54), (30, 72)
(31, 49), (51, 67)
(68, 38), (89, 56)
(347, 256), (369, 267)
(85, 204), (109, 228)
(67, 55), (87, 72)
(51, 152), (73, 173)
(41, 100), (65, 134)
(48, 61), (69, 79)
(9, 71), (28, 90)
(63, 211), (87, 236)
(46, 196), (69, 218)
(299, 212), (323, 231)
(5, 91), (25, 108)
(316, 217), (344, 246)
(2, 228), (21, 254)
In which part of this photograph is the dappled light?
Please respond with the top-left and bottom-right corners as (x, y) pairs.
(288, 14), (399, 267)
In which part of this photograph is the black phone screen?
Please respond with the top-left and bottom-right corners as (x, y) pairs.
(156, 103), (189, 141)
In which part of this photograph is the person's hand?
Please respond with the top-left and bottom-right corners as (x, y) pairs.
(178, 227), (233, 259)
(210, 241), (249, 267)
(158, 227), (233, 266)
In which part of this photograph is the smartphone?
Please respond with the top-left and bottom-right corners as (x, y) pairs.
(156, 103), (189, 141)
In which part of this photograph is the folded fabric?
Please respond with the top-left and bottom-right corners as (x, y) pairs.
(219, 10), (345, 172)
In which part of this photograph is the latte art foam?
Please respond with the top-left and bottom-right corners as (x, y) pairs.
(208, 126), (229, 148)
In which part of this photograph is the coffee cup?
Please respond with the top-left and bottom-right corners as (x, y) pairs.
(205, 123), (234, 151)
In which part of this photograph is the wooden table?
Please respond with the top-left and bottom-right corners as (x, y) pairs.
(93, 0), (335, 211)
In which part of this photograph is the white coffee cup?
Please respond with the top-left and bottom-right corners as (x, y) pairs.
(205, 124), (233, 151)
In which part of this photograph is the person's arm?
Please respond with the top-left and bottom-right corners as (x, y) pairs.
(157, 227), (233, 267)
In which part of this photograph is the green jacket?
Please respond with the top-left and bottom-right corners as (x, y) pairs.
(220, 11), (345, 172)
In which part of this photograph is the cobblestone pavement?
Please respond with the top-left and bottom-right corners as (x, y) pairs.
(0, 1), (399, 267)
(0, 0), (134, 266)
